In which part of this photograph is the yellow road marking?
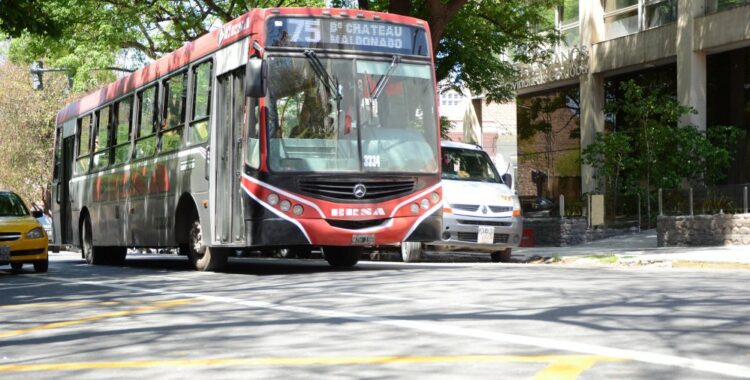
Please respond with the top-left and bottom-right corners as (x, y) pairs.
(534, 355), (624, 380)
(0, 299), (196, 339)
(672, 261), (750, 270)
(0, 354), (626, 374)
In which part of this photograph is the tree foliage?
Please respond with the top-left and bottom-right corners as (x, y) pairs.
(582, 80), (743, 219)
(0, 62), (73, 211)
(5, 0), (558, 99)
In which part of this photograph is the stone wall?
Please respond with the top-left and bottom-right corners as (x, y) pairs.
(657, 214), (750, 246)
(524, 217), (638, 247)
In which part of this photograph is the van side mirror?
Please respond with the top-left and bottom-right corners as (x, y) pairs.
(245, 59), (267, 98)
(501, 173), (512, 189)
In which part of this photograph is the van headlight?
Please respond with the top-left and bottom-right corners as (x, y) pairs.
(26, 227), (46, 239)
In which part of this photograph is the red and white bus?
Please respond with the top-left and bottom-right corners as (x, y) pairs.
(51, 7), (442, 271)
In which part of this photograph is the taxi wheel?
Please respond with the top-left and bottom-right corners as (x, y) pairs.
(401, 242), (423, 263)
(322, 246), (360, 267)
(33, 259), (48, 273)
(491, 249), (512, 263)
(186, 219), (228, 272)
(10, 262), (23, 272)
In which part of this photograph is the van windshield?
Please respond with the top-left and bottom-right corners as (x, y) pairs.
(441, 147), (500, 183)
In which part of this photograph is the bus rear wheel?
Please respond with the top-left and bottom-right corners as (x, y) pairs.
(186, 220), (228, 272)
(322, 246), (360, 267)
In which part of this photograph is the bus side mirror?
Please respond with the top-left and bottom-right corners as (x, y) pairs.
(245, 59), (267, 98)
(501, 173), (512, 189)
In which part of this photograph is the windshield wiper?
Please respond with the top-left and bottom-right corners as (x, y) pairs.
(303, 49), (341, 101)
(370, 55), (401, 101)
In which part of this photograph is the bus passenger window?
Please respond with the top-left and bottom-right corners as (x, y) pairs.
(189, 61), (212, 146)
(92, 106), (111, 170)
(135, 86), (158, 159)
(161, 71), (188, 153)
(113, 97), (133, 165)
(75, 114), (92, 174)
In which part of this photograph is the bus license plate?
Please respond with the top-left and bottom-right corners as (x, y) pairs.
(0, 246), (9, 263)
(477, 226), (495, 244)
(352, 234), (375, 245)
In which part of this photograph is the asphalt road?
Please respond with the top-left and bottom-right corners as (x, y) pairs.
(2, 251), (750, 379)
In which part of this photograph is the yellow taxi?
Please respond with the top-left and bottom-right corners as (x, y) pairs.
(0, 190), (48, 273)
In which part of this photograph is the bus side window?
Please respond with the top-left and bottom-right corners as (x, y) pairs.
(189, 60), (212, 146)
(113, 96), (133, 165)
(135, 86), (158, 159)
(53, 127), (62, 180)
(92, 106), (111, 170)
(161, 71), (188, 153)
(246, 99), (260, 168)
(75, 114), (92, 174)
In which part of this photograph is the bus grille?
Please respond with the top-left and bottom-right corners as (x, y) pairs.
(299, 179), (415, 200)
(326, 219), (390, 230)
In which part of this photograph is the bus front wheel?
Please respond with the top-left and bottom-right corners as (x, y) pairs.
(81, 216), (104, 265)
(322, 246), (360, 267)
(185, 220), (228, 272)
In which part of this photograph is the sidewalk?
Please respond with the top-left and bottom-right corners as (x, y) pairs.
(514, 229), (750, 268)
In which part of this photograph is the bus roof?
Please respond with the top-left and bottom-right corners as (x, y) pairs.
(55, 8), (429, 125)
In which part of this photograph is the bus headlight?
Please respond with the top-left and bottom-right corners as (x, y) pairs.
(292, 205), (304, 216)
(280, 200), (291, 212)
(26, 227), (45, 239)
(429, 192), (440, 204)
(410, 203), (420, 214)
(267, 193), (279, 206)
(420, 199), (430, 210)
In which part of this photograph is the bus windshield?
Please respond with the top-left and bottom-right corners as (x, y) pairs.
(266, 55), (438, 173)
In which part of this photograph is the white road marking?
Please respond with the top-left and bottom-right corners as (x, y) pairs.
(42, 275), (750, 378)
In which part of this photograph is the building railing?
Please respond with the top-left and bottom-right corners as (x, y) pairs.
(659, 184), (750, 216)
(705, 0), (750, 15)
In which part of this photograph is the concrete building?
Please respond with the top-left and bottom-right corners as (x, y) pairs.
(514, 0), (750, 210)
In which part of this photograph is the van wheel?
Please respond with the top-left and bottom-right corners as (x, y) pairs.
(401, 242), (423, 263)
(322, 246), (360, 267)
(186, 219), (228, 271)
(491, 249), (512, 263)
(34, 259), (48, 273)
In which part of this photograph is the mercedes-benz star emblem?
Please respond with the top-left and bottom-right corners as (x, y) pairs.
(353, 183), (367, 199)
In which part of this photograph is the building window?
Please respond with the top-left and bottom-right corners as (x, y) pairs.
(558, 0), (580, 47)
(706, 0), (750, 14)
(602, 0), (676, 40)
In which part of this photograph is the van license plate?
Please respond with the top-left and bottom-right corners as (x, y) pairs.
(0, 246), (10, 263)
(352, 234), (375, 245)
(477, 226), (495, 244)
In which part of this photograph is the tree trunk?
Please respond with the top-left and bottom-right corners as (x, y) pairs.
(358, 0), (369, 10)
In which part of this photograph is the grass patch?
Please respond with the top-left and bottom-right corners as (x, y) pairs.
(584, 255), (618, 264)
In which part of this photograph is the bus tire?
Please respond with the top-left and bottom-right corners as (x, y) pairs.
(322, 246), (360, 267)
(400, 242), (423, 263)
(81, 216), (105, 265)
(491, 249), (512, 263)
(186, 219), (228, 271)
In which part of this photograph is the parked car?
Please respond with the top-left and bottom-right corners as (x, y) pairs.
(0, 190), (49, 273)
(400, 141), (522, 262)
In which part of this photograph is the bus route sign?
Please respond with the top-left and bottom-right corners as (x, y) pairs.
(266, 17), (429, 56)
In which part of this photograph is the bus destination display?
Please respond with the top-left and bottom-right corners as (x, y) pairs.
(266, 17), (429, 56)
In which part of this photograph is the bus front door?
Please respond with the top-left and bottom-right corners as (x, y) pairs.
(215, 68), (246, 245)
(54, 135), (75, 245)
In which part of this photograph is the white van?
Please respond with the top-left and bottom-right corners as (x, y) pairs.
(401, 141), (523, 262)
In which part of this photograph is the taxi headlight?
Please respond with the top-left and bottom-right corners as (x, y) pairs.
(26, 227), (45, 239)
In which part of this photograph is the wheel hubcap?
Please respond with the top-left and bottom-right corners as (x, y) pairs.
(189, 221), (205, 259)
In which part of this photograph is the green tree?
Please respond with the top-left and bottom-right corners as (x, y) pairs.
(5, 0), (559, 99)
(582, 80), (742, 222)
(0, 62), (73, 211)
